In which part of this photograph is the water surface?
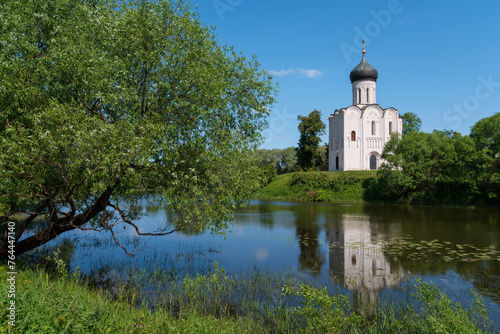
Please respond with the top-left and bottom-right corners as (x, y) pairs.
(31, 200), (500, 325)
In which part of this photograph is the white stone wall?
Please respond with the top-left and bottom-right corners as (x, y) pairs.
(352, 80), (376, 105)
(329, 111), (345, 171)
(328, 105), (403, 171)
(344, 107), (361, 170)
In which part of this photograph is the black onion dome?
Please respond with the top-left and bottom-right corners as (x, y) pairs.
(349, 55), (378, 83)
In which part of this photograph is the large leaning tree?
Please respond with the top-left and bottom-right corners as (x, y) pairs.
(0, 0), (277, 257)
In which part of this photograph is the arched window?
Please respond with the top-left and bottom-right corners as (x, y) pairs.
(389, 121), (393, 134)
(367, 88), (370, 103)
(370, 155), (377, 170)
(351, 131), (356, 141)
(371, 121), (376, 136)
(358, 88), (361, 103)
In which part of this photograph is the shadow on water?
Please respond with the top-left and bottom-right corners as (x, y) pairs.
(19, 238), (75, 273)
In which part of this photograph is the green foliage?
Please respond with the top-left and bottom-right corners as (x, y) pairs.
(379, 131), (460, 202)
(252, 147), (298, 176)
(368, 124), (498, 207)
(290, 173), (331, 189)
(257, 113), (499, 208)
(414, 279), (490, 333)
(259, 163), (277, 186)
(296, 110), (326, 170)
(253, 149), (282, 169)
(0, 0), (277, 256)
(471, 113), (500, 157)
(255, 171), (375, 202)
(253, 173), (296, 199)
(363, 169), (409, 202)
(283, 279), (493, 334)
(470, 113), (500, 205)
(181, 262), (238, 317)
(284, 284), (362, 333)
(365, 280), (493, 333)
(251, 147), (300, 188)
(316, 143), (329, 171)
(400, 111), (422, 135)
(279, 147), (299, 174)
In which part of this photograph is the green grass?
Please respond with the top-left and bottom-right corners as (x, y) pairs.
(0, 255), (496, 333)
(254, 171), (376, 202)
(0, 265), (263, 334)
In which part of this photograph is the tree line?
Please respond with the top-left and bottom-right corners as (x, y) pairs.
(367, 112), (500, 207)
(254, 110), (424, 182)
(257, 109), (499, 207)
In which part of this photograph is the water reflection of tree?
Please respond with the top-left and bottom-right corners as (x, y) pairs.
(375, 204), (500, 300)
(293, 205), (325, 276)
(296, 225), (324, 275)
(19, 238), (75, 270)
(368, 205), (500, 252)
(385, 244), (500, 305)
(164, 210), (204, 236)
(256, 202), (276, 229)
(463, 261), (500, 304)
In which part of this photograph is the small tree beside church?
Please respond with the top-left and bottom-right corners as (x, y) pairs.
(400, 112), (422, 135)
(296, 110), (326, 170)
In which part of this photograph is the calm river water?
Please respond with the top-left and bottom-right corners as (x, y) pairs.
(34, 200), (500, 326)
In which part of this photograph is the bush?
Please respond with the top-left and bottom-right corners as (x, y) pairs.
(282, 284), (363, 333)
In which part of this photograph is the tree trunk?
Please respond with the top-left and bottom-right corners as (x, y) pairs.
(0, 186), (115, 259)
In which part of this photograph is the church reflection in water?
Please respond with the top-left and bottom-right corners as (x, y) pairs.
(326, 214), (404, 314)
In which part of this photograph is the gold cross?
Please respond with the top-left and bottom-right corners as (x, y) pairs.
(362, 39), (366, 54)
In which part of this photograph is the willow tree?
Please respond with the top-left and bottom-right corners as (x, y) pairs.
(0, 0), (277, 257)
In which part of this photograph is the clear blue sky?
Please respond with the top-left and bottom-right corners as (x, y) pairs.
(192, 0), (500, 149)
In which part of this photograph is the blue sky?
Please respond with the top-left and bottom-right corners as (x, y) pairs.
(192, 0), (500, 149)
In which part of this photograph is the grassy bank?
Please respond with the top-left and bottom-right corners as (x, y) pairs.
(255, 171), (376, 202)
(0, 264), (262, 334)
(1, 257), (495, 333)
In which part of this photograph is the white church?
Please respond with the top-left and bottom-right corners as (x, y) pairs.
(329, 44), (403, 171)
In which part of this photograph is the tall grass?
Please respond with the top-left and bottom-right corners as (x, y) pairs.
(1, 250), (496, 333)
(0, 263), (262, 333)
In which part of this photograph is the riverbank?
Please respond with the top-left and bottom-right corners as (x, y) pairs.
(254, 171), (376, 202)
(0, 265), (259, 333)
(0, 260), (495, 333)
(255, 171), (499, 208)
